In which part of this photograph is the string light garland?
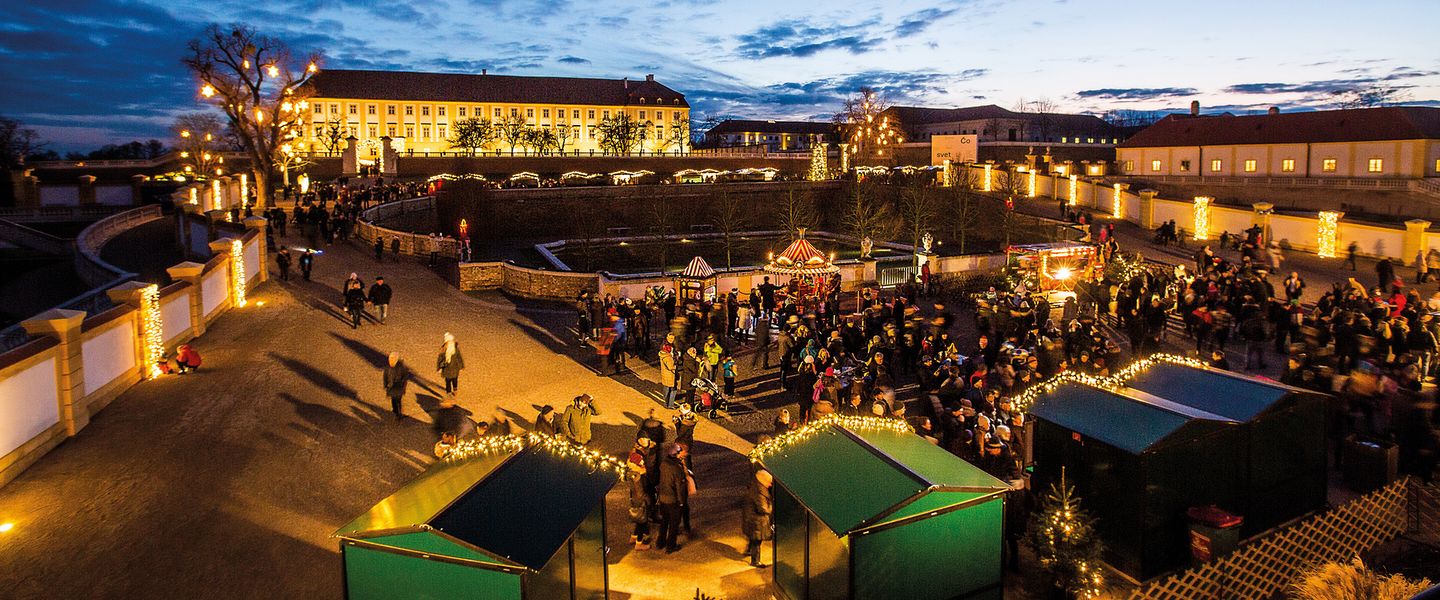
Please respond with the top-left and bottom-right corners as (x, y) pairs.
(211, 179), (222, 211)
(1008, 353), (1207, 412)
(749, 414), (913, 463)
(1028, 169), (1037, 198)
(1112, 184), (1123, 218)
(238, 173), (248, 207)
(140, 284), (165, 379)
(1193, 196), (1212, 240)
(1029, 471), (1106, 599)
(1317, 210), (1342, 258)
(808, 143), (828, 181)
(983, 164), (993, 192)
(188, 186), (198, 206)
(230, 239), (247, 308)
(441, 433), (627, 477)
(1068, 174), (1079, 206)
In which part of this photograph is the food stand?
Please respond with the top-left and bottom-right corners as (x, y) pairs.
(677, 255), (717, 302)
(1005, 241), (1099, 306)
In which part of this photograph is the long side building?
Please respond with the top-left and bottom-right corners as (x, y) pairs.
(300, 69), (690, 155)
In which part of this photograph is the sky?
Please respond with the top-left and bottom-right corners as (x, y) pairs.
(2, 0), (1437, 152)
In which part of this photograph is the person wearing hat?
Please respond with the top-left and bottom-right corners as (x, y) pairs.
(656, 442), (690, 553)
(436, 333), (465, 393)
(561, 394), (599, 445)
(381, 352), (409, 420)
(743, 468), (774, 568)
(533, 405), (558, 436)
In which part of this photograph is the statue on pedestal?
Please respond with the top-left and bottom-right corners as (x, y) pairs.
(860, 236), (874, 259)
(921, 232), (934, 254)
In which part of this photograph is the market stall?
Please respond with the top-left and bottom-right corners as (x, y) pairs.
(754, 417), (1010, 600)
(677, 255), (717, 302)
(335, 437), (617, 599)
(765, 231), (840, 306)
(1005, 241), (1099, 306)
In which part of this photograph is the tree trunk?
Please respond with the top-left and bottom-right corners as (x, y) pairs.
(252, 167), (271, 210)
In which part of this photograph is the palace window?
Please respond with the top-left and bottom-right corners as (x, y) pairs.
(1368, 158), (1384, 173)
(313, 104), (323, 114)
(458, 107), (466, 117)
(1211, 159), (1222, 172)
(510, 108), (519, 117)
(313, 125), (322, 137)
(367, 125), (377, 138)
(495, 108), (502, 117)
(1322, 158), (1337, 172)
(588, 110), (596, 119)
(1435, 159), (1440, 173)
(422, 126), (430, 140)
(438, 125), (447, 139)
(421, 106), (430, 116)
(573, 110), (580, 119)
(639, 110), (646, 120)
(437, 106), (446, 116)
(387, 125), (396, 137)
(542, 109), (550, 118)
(367, 104), (376, 115)
(673, 111), (681, 121)
(405, 126), (414, 138)
(348, 104), (357, 115)
(405, 106), (413, 116)
(330, 103), (338, 113)
(1281, 159), (1295, 172)
(1179, 160), (1191, 172)
(1123, 160), (1134, 172)
(1244, 159), (1257, 172)
(526, 108), (534, 118)
(1151, 159), (1162, 172)
(387, 105), (396, 115)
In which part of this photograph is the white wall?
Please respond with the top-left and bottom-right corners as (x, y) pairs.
(95, 185), (131, 206)
(39, 186), (79, 206)
(202, 269), (228, 316)
(243, 239), (260, 284)
(0, 357), (60, 457)
(81, 323), (137, 396)
(1339, 224), (1405, 259)
(161, 294), (191, 343)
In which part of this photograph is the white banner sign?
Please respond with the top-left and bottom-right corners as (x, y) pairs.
(931, 134), (978, 165)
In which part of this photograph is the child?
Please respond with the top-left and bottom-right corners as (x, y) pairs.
(721, 355), (737, 397)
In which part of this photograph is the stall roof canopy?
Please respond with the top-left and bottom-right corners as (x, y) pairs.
(758, 423), (1009, 536)
(335, 444), (616, 571)
(1125, 362), (1299, 421)
(1030, 382), (1235, 454)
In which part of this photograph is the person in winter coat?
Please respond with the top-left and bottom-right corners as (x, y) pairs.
(561, 393), (599, 445)
(679, 347), (701, 406)
(275, 247), (292, 281)
(343, 280), (367, 329)
(382, 351), (409, 419)
(533, 405), (559, 436)
(436, 333), (465, 393)
(626, 459), (653, 549)
(298, 249), (314, 281)
(743, 468), (774, 568)
(367, 277), (393, 324)
(659, 344), (679, 408)
(175, 344), (203, 373)
(656, 443), (689, 553)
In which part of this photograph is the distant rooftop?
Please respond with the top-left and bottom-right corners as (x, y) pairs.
(1119, 106), (1440, 147)
(304, 68), (688, 107)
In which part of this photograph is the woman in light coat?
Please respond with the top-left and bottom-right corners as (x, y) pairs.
(436, 332), (465, 393)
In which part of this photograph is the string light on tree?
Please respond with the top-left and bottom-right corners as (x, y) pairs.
(808, 143), (828, 181)
(1193, 196), (1213, 240)
(211, 179), (222, 210)
(230, 239), (246, 308)
(983, 163), (993, 192)
(1028, 168), (1037, 198)
(140, 284), (165, 379)
(1316, 210), (1342, 258)
(1028, 470), (1105, 599)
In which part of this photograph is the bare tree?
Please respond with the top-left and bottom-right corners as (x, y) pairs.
(992, 167), (1025, 247)
(899, 181), (940, 264)
(316, 115), (347, 155)
(645, 186), (679, 273)
(527, 127), (558, 155)
(0, 116), (44, 167)
(1016, 97), (1059, 142)
(653, 117), (690, 155)
(554, 124), (578, 155)
(496, 114), (528, 155)
(712, 186), (748, 270)
(943, 166), (984, 253)
(183, 23), (320, 208)
(1331, 85), (1410, 109)
(596, 114), (642, 156)
(777, 187), (817, 242)
(449, 117), (496, 156)
(172, 113), (224, 176)
(842, 180), (898, 253)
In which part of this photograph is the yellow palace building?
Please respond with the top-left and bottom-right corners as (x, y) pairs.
(300, 69), (690, 155)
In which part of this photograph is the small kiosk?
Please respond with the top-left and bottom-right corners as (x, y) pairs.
(677, 255), (717, 302)
(755, 417), (1010, 600)
(335, 437), (617, 600)
(1005, 241), (1100, 306)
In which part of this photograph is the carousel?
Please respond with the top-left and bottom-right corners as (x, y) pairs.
(765, 230), (841, 308)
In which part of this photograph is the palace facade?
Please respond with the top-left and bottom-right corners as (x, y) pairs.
(301, 69), (690, 155)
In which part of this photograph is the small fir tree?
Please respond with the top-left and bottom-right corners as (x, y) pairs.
(1027, 471), (1105, 599)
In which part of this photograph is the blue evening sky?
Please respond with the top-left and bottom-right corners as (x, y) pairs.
(2, 0), (1436, 151)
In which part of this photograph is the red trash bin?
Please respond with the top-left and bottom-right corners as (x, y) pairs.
(1187, 505), (1243, 564)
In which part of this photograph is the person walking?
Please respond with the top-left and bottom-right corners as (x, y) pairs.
(561, 393), (599, 445)
(275, 246), (292, 281)
(382, 351), (409, 419)
(1377, 257), (1395, 291)
(373, 236), (384, 262)
(436, 333), (465, 393)
(751, 316), (772, 369)
(656, 442), (689, 553)
(1346, 241), (1359, 271)
(743, 468), (774, 568)
(626, 459), (653, 550)
(367, 276), (393, 324)
(390, 235), (401, 261)
(299, 248), (315, 281)
(1418, 248), (1430, 284)
(343, 279), (367, 329)
(659, 342), (679, 408)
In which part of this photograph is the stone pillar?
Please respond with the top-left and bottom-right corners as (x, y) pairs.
(78, 175), (97, 206)
(860, 258), (877, 285)
(167, 262), (207, 336)
(130, 174), (148, 206)
(105, 280), (151, 309)
(380, 136), (399, 176)
(1252, 202), (1274, 244)
(243, 216), (268, 284)
(342, 136), (359, 175)
(21, 309), (89, 435)
(1138, 189), (1158, 230)
(1404, 219), (1432, 265)
(212, 176), (230, 210)
(21, 168), (40, 207)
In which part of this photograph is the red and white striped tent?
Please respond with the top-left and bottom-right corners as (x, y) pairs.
(677, 255), (717, 302)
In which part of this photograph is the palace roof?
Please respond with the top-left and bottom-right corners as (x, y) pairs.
(1118, 106), (1440, 148)
(305, 69), (688, 108)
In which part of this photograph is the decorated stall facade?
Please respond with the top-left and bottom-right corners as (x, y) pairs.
(754, 417), (1010, 600)
(765, 231), (840, 306)
(335, 437), (618, 600)
(677, 255), (717, 303)
(1004, 242), (1099, 305)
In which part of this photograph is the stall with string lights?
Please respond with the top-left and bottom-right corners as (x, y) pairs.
(753, 415), (1009, 600)
(335, 434), (619, 600)
(1004, 241), (1100, 305)
(764, 230), (840, 306)
(676, 255), (718, 302)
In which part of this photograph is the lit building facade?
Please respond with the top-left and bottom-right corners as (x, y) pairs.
(1116, 105), (1440, 179)
(885, 105), (1125, 145)
(703, 120), (835, 152)
(301, 69), (690, 155)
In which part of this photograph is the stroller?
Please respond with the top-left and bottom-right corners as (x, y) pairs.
(690, 377), (730, 418)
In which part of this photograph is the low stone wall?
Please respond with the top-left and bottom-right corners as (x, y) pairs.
(73, 204), (163, 288)
(457, 261), (598, 300)
(355, 195), (462, 259)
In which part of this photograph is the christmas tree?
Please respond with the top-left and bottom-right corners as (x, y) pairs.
(1028, 470), (1105, 599)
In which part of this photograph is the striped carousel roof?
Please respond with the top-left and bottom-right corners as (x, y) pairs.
(765, 231), (839, 276)
(680, 255), (715, 278)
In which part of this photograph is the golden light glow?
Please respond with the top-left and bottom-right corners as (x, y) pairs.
(442, 433), (627, 477)
(808, 143), (827, 181)
(1028, 169), (1037, 198)
(230, 239), (247, 308)
(1054, 267), (1073, 281)
(983, 163), (993, 192)
(254, 108), (265, 124)
(180, 130), (191, 138)
(1112, 184), (1123, 218)
(1010, 353), (1208, 412)
(1068, 174), (1079, 206)
(238, 173), (247, 206)
(188, 187), (197, 205)
(750, 415), (912, 463)
(140, 284), (165, 379)
(211, 179), (222, 210)
(1193, 196), (1212, 240)
(265, 64), (279, 78)
(200, 84), (215, 98)
(307, 62), (318, 73)
(1317, 211), (1342, 258)
(0, 522), (13, 533)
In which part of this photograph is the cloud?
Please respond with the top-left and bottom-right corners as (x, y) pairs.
(557, 55), (591, 64)
(732, 18), (886, 59)
(684, 69), (990, 121)
(1075, 87), (1198, 101)
(893, 7), (960, 37)
(1224, 68), (1436, 96)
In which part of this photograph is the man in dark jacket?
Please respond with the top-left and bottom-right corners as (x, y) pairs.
(368, 276), (393, 324)
(275, 246), (292, 281)
(343, 281), (367, 329)
(382, 352), (409, 419)
(298, 249), (314, 281)
(656, 443), (689, 553)
(744, 469), (774, 568)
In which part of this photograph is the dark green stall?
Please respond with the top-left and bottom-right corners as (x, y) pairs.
(335, 444), (615, 600)
(758, 421), (1011, 600)
(1031, 382), (1244, 580)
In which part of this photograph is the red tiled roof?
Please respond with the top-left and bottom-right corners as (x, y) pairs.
(1118, 106), (1440, 148)
(304, 69), (688, 108)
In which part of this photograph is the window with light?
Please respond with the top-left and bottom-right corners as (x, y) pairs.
(1211, 159), (1222, 172)
(1281, 159), (1295, 172)
(1244, 159), (1257, 172)
(1151, 159), (1162, 172)
(1368, 158), (1383, 173)
(1322, 158), (1337, 172)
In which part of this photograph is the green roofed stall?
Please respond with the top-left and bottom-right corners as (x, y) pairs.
(334, 442), (616, 600)
(756, 420), (1011, 600)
